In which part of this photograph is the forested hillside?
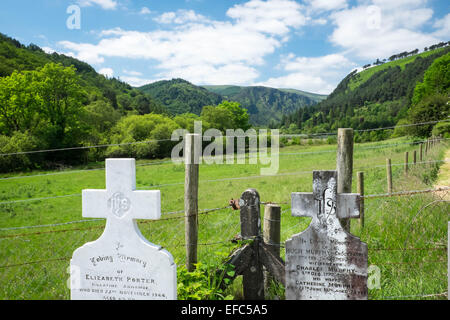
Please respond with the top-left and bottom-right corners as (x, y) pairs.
(0, 34), (258, 172)
(203, 85), (325, 126)
(138, 79), (223, 115)
(280, 44), (450, 141)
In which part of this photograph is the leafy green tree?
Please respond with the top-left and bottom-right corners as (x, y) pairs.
(200, 105), (234, 132)
(32, 63), (87, 147)
(411, 52), (450, 105)
(0, 70), (41, 135)
(408, 94), (449, 137)
(216, 100), (250, 130)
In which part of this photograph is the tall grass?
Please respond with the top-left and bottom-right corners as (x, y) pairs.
(0, 138), (448, 299)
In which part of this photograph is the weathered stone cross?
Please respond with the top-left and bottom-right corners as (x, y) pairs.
(286, 170), (368, 300)
(291, 170), (360, 231)
(71, 158), (177, 300)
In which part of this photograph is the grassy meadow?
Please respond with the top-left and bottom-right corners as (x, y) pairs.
(0, 137), (448, 300)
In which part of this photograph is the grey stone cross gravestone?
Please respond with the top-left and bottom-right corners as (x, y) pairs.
(70, 158), (177, 300)
(285, 170), (368, 300)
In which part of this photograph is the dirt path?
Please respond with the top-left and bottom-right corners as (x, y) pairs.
(434, 148), (450, 200)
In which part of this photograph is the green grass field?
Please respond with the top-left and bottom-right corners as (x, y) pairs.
(0, 137), (448, 300)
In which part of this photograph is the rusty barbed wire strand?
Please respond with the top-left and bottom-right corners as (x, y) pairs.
(0, 205), (233, 239)
(380, 292), (448, 299)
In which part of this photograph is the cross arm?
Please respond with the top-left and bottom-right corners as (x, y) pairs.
(337, 193), (360, 219)
(82, 190), (108, 218)
(129, 190), (161, 220)
(291, 192), (315, 218)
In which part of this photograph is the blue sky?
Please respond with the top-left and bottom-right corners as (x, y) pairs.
(0, 0), (449, 94)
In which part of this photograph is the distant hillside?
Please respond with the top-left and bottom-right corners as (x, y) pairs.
(281, 44), (450, 138)
(202, 85), (325, 126)
(138, 79), (222, 115)
(0, 32), (165, 115)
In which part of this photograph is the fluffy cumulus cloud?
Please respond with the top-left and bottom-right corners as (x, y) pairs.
(99, 67), (114, 78)
(328, 0), (444, 60)
(77, 0), (117, 10)
(256, 53), (356, 94)
(59, 0), (307, 85)
(57, 0), (449, 92)
(305, 0), (348, 12)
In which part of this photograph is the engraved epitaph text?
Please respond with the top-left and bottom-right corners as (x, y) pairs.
(70, 159), (177, 300)
(286, 171), (368, 300)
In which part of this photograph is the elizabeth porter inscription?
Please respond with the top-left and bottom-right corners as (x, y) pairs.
(70, 159), (177, 300)
(286, 171), (368, 300)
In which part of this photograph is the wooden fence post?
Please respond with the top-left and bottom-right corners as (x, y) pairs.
(404, 152), (409, 174)
(357, 172), (364, 229)
(240, 189), (264, 300)
(185, 133), (199, 272)
(419, 144), (423, 162)
(386, 158), (393, 194)
(336, 128), (354, 232)
(413, 150), (417, 165)
(263, 204), (281, 294)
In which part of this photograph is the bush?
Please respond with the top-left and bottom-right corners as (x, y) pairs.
(0, 131), (43, 172)
(177, 262), (235, 300)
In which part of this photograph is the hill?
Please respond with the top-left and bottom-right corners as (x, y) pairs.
(202, 85), (326, 126)
(138, 79), (223, 115)
(0, 32), (165, 116)
(281, 44), (450, 139)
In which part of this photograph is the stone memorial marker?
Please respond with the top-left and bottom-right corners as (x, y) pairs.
(285, 170), (368, 300)
(70, 158), (177, 300)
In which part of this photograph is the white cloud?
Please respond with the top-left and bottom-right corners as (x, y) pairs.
(120, 76), (157, 87)
(256, 53), (356, 94)
(42, 46), (56, 54)
(328, 1), (439, 60)
(154, 9), (210, 24)
(139, 7), (152, 15)
(433, 13), (450, 38)
(77, 0), (117, 10)
(226, 0), (307, 35)
(306, 0), (348, 12)
(99, 67), (114, 78)
(59, 0), (309, 85)
(123, 70), (143, 76)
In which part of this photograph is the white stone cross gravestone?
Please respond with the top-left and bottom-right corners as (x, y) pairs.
(70, 158), (177, 300)
(285, 170), (368, 300)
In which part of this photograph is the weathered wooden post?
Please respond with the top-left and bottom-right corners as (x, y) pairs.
(419, 143), (423, 162)
(263, 204), (281, 294)
(185, 133), (199, 272)
(413, 150), (417, 165)
(240, 189), (264, 300)
(405, 152), (409, 173)
(336, 128), (354, 232)
(386, 158), (393, 194)
(357, 171), (364, 229)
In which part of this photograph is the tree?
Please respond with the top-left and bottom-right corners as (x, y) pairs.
(215, 100), (250, 130)
(0, 70), (41, 135)
(32, 63), (87, 147)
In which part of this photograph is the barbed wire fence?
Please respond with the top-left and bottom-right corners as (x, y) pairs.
(0, 121), (449, 300)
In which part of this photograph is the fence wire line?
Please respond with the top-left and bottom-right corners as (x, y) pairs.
(0, 205), (232, 235)
(0, 135), (447, 182)
(2, 157), (448, 206)
(380, 292), (448, 300)
(0, 119), (448, 158)
(0, 186), (447, 233)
